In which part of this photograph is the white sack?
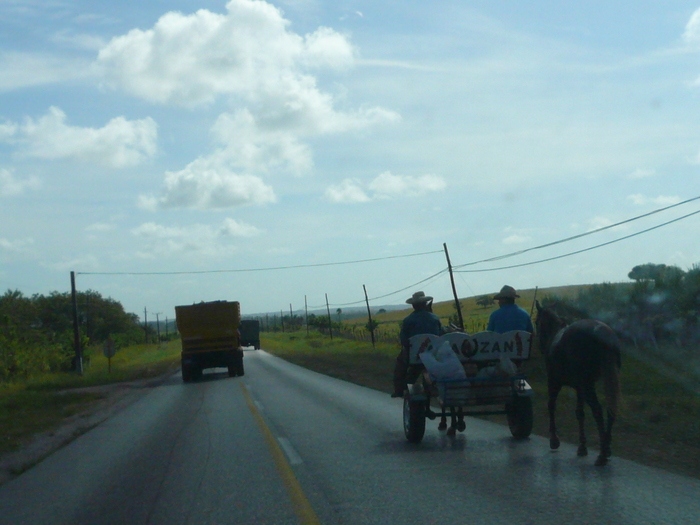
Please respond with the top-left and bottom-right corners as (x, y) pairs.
(419, 341), (466, 380)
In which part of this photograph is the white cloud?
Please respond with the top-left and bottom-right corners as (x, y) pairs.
(95, 0), (356, 108)
(219, 218), (261, 237)
(325, 179), (370, 203)
(85, 222), (115, 232)
(369, 171), (446, 199)
(131, 217), (260, 258)
(142, 157), (276, 210)
(8, 107), (157, 168)
(325, 171), (446, 203)
(95, 0), (398, 180)
(0, 168), (41, 196)
(0, 237), (33, 254)
(0, 51), (93, 92)
(587, 216), (615, 231)
(626, 168), (655, 180)
(502, 234), (531, 245)
(627, 194), (681, 206)
(211, 110), (314, 175)
(0, 120), (17, 140)
(51, 30), (107, 51)
(683, 8), (700, 44)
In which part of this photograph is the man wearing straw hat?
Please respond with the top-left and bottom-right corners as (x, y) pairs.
(487, 285), (534, 333)
(392, 291), (445, 397)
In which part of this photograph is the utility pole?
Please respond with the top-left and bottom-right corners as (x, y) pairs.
(304, 295), (309, 335)
(325, 293), (333, 340)
(154, 312), (162, 343)
(70, 271), (83, 375)
(144, 307), (148, 343)
(363, 285), (375, 349)
(443, 242), (464, 331)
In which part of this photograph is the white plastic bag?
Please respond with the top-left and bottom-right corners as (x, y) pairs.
(419, 341), (466, 380)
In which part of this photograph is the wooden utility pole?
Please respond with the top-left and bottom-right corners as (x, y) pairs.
(289, 303), (293, 331)
(154, 312), (162, 343)
(304, 295), (309, 335)
(325, 293), (333, 340)
(144, 307), (148, 343)
(70, 271), (83, 375)
(443, 242), (464, 331)
(363, 285), (375, 349)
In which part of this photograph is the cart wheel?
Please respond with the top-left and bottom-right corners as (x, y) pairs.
(507, 395), (533, 439)
(182, 364), (192, 383)
(228, 364), (237, 377)
(403, 398), (426, 443)
(236, 359), (245, 377)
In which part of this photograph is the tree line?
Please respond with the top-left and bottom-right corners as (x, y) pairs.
(543, 262), (700, 350)
(0, 289), (147, 380)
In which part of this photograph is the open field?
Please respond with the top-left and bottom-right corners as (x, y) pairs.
(0, 341), (181, 457)
(262, 329), (700, 480)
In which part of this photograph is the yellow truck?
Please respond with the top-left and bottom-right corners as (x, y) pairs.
(175, 300), (244, 382)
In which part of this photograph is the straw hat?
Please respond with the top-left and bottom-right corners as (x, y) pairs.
(406, 291), (433, 304)
(493, 285), (520, 300)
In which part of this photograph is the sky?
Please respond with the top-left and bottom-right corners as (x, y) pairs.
(2, 0), (700, 321)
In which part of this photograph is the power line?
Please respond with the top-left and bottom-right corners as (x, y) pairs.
(454, 208), (700, 273)
(314, 267), (450, 308)
(76, 249), (443, 276)
(452, 195), (700, 270)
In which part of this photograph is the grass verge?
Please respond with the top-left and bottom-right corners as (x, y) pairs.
(0, 340), (181, 455)
(263, 331), (700, 480)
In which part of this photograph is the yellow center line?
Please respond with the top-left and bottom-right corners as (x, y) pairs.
(240, 382), (322, 525)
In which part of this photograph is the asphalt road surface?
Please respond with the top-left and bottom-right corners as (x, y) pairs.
(0, 349), (698, 524)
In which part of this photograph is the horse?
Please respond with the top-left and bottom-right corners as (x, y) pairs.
(535, 301), (622, 466)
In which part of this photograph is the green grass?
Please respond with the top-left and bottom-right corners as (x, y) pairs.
(0, 340), (182, 455)
(263, 330), (700, 479)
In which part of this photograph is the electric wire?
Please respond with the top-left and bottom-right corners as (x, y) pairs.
(76, 249), (443, 276)
(452, 195), (700, 270)
(454, 208), (700, 273)
(308, 267), (450, 308)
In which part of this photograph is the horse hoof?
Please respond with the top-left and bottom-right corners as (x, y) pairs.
(595, 455), (608, 466)
(550, 437), (560, 450)
(577, 445), (588, 457)
(438, 421), (447, 431)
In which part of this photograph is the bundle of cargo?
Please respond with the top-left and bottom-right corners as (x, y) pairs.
(175, 300), (244, 382)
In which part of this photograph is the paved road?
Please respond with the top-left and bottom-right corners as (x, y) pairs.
(0, 349), (698, 524)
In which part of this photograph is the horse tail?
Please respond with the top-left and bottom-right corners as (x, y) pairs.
(602, 343), (622, 417)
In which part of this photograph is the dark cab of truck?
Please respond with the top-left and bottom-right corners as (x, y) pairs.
(175, 300), (244, 382)
(239, 319), (261, 349)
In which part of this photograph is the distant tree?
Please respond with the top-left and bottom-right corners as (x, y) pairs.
(336, 308), (342, 324)
(475, 295), (494, 308)
(376, 308), (386, 315)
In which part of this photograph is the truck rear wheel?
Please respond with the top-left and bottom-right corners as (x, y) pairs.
(182, 364), (192, 383)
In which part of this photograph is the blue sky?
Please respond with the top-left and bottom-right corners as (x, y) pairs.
(2, 0), (700, 319)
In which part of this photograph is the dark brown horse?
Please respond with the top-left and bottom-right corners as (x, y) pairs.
(535, 301), (621, 466)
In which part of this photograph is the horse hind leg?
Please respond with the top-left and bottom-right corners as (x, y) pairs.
(582, 385), (608, 466)
(575, 388), (588, 457)
(603, 408), (616, 459)
(548, 382), (562, 450)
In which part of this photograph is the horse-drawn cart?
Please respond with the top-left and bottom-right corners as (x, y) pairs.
(403, 331), (534, 443)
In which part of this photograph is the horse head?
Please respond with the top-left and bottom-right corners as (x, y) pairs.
(535, 300), (567, 357)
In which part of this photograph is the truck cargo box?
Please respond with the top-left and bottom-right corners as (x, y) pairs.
(175, 300), (243, 381)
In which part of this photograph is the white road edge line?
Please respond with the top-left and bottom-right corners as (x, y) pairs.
(277, 437), (303, 465)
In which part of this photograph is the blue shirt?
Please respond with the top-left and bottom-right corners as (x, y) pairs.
(487, 303), (534, 334)
(400, 309), (443, 347)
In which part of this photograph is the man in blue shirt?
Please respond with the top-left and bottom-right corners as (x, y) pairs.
(487, 285), (534, 333)
(392, 291), (444, 397)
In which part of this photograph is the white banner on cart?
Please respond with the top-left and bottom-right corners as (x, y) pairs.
(409, 331), (532, 365)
